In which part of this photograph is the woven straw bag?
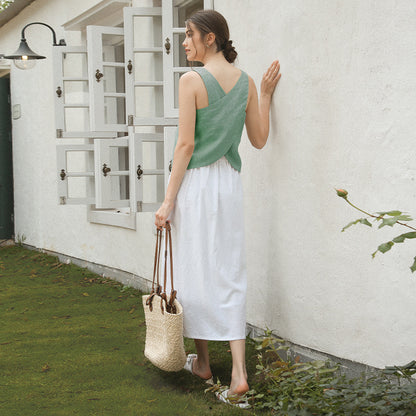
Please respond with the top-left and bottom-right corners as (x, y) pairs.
(142, 222), (186, 372)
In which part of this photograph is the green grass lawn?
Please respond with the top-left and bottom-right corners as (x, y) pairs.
(0, 245), (264, 416)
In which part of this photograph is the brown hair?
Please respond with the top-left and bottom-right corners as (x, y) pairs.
(186, 10), (237, 64)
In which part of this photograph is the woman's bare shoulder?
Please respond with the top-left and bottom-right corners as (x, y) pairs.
(179, 70), (204, 91)
(180, 70), (202, 83)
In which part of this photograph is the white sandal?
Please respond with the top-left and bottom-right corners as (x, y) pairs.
(215, 389), (251, 409)
(183, 354), (214, 385)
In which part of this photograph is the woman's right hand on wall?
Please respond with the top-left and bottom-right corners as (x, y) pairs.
(260, 60), (281, 98)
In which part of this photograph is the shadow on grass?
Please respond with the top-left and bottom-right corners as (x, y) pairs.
(0, 246), (266, 416)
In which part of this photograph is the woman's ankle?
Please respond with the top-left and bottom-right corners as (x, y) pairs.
(193, 357), (212, 380)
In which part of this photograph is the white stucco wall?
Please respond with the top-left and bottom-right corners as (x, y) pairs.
(215, 0), (416, 368)
(2, 0), (416, 369)
(1, 0), (158, 282)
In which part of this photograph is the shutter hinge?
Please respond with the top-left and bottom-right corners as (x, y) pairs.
(102, 164), (111, 177)
(137, 201), (142, 212)
(95, 69), (103, 82)
(60, 196), (66, 205)
(60, 169), (66, 180)
(56, 129), (63, 138)
(165, 38), (171, 55)
(136, 165), (143, 180)
(128, 114), (133, 126)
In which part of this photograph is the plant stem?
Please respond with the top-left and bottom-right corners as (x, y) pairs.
(345, 198), (416, 231)
(395, 222), (416, 231)
(344, 198), (374, 218)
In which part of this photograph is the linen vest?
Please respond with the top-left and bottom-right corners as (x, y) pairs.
(177, 67), (249, 172)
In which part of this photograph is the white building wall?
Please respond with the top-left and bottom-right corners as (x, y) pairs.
(2, 0), (416, 369)
(1, 0), (158, 283)
(215, 0), (416, 368)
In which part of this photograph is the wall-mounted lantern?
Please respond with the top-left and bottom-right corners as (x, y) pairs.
(4, 22), (66, 70)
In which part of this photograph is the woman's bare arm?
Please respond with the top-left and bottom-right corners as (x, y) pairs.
(154, 71), (199, 228)
(245, 60), (281, 149)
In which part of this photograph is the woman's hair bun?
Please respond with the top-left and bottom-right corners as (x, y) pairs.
(223, 39), (237, 63)
(187, 10), (237, 63)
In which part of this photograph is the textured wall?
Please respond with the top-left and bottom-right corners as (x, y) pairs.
(215, 0), (416, 368)
(2, 0), (416, 369)
(1, 0), (158, 283)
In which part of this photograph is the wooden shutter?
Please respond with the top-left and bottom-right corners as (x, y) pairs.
(87, 25), (127, 132)
(53, 45), (115, 138)
(56, 143), (95, 205)
(94, 137), (130, 208)
(124, 7), (177, 127)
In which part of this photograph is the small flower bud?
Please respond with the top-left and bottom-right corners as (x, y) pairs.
(336, 189), (348, 198)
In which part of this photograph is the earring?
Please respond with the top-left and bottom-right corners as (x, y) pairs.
(205, 43), (210, 48)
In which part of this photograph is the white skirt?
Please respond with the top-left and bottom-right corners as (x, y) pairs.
(168, 156), (247, 341)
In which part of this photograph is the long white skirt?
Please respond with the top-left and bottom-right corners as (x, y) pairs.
(168, 156), (247, 341)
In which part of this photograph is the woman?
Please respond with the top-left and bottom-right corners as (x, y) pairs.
(155, 9), (280, 407)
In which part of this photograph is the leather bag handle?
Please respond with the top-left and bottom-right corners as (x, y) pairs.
(161, 221), (177, 314)
(146, 226), (162, 311)
(146, 222), (177, 314)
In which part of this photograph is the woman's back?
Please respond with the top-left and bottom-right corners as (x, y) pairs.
(193, 64), (244, 109)
(186, 66), (249, 172)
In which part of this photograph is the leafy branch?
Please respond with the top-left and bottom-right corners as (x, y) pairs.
(336, 189), (416, 272)
(0, 0), (14, 12)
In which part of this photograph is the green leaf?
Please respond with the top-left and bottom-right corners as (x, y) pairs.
(398, 215), (413, 221)
(378, 241), (394, 253)
(342, 218), (372, 232)
(372, 241), (394, 257)
(376, 211), (413, 223)
(377, 210), (402, 216)
(403, 360), (416, 369)
(378, 217), (399, 228)
(392, 232), (416, 243)
(411, 257), (416, 273)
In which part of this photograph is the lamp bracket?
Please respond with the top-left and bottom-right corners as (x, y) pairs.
(21, 22), (66, 46)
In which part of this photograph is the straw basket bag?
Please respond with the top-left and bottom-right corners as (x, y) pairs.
(142, 222), (186, 372)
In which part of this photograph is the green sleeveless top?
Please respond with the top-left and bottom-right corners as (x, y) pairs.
(177, 67), (249, 172)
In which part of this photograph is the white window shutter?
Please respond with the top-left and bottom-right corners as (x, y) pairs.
(123, 7), (176, 127)
(56, 144), (95, 205)
(87, 25), (127, 133)
(94, 137), (130, 208)
(133, 130), (165, 213)
(123, 6), (178, 213)
(53, 45), (116, 139)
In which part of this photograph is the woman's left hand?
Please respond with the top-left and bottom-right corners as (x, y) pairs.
(155, 200), (174, 228)
(261, 60), (281, 98)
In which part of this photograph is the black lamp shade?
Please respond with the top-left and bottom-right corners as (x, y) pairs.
(4, 39), (46, 60)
